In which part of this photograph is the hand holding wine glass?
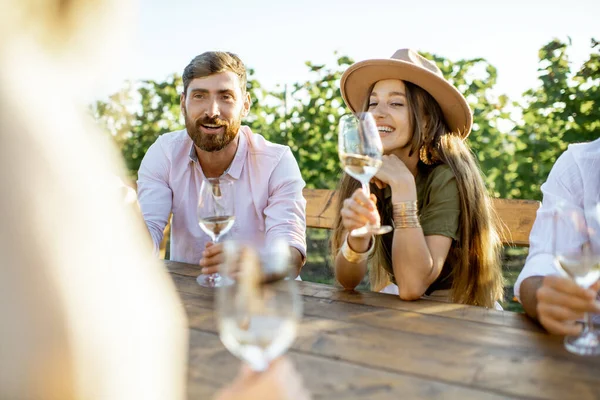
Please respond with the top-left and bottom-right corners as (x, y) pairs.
(197, 177), (235, 288)
(338, 112), (392, 237)
(217, 239), (302, 372)
(552, 203), (600, 355)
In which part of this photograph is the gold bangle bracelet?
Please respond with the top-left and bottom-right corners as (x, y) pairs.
(392, 217), (421, 229)
(340, 233), (374, 263)
(392, 201), (421, 229)
(393, 200), (418, 212)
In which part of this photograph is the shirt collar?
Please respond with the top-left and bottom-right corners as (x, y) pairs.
(226, 126), (248, 180)
(188, 141), (198, 163)
(187, 126), (248, 180)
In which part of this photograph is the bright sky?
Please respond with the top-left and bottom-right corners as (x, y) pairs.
(95, 0), (599, 102)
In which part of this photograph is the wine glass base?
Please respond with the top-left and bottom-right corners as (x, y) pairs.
(564, 330), (600, 356)
(196, 273), (233, 288)
(243, 347), (269, 372)
(350, 224), (393, 237)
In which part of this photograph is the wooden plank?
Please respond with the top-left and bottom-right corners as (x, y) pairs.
(177, 288), (548, 357)
(165, 261), (541, 332)
(301, 188), (540, 246)
(157, 188), (539, 257)
(173, 275), (558, 365)
(180, 289), (600, 400)
(304, 188), (338, 230)
(188, 330), (514, 400)
(158, 189), (539, 257)
(493, 198), (540, 247)
(293, 282), (543, 333)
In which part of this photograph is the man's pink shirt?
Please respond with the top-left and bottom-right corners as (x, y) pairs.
(137, 126), (307, 264)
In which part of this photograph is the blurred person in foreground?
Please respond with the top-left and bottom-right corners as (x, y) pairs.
(0, 0), (309, 399)
(515, 138), (600, 335)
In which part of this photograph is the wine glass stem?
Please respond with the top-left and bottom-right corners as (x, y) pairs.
(247, 359), (268, 372)
(361, 181), (371, 198)
(208, 235), (221, 281)
(360, 180), (378, 229)
(584, 312), (594, 334)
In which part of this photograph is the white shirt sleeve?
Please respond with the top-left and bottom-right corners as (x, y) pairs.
(137, 138), (173, 255)
(514, 148), (583, 301)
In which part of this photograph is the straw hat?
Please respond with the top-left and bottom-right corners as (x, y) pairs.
(340, 49), (472, 138)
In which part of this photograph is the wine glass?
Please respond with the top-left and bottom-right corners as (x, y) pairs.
(217, 239), (302, 371)
(552, 202), (600, 355)
(338, 112), (392, 237)
(196, 177), (235, 288)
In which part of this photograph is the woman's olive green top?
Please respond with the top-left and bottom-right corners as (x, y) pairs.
(377, 162), (461, 294)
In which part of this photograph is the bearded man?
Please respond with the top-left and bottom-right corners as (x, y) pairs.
(137, 51), (306, 278)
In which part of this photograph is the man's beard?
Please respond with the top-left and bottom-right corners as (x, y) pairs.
(184, 110), (241, 152)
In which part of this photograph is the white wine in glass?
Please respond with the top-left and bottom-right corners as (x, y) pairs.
(553, 203), (600, 355)
(339, 153), (383, 183)
(217, 239), (302, 371)
(556, 254), (600, 289)
(199, 215), (235, 239)
(197, 177), (235, 288)
(338, 112), (392, 237)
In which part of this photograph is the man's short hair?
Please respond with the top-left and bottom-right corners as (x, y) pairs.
(182, 51), (247, 95)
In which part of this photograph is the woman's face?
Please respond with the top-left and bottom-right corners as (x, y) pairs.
(367, 79), (413, 154)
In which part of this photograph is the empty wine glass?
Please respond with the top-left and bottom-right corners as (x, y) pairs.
(553, 202), (600, 355)
(217, 239), (302, 371)
(197, 177), (235, 288)
(338, 112), (392, 237)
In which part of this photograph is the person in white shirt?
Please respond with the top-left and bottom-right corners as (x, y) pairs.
(515, 138), (600, 335)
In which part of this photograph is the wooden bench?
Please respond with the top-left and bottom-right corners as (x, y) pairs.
(303, 188), (540, 247)
(159, 188), (540, 258)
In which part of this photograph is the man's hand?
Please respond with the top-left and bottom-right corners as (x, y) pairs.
(525, 275), (600, 335)
(199, 242), (224, 275)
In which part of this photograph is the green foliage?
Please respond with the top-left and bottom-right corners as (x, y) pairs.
(92, 39), (599, 199)
(91, 74), (183, 178)
(512, 38), (600, 200)
(421, 53), (517, 197)
(247, 55), (354, 188)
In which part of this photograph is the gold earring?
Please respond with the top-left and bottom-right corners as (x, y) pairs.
(419, 146), (433, 165)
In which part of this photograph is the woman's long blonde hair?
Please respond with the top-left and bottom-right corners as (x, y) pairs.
(331, 81), (504, 308)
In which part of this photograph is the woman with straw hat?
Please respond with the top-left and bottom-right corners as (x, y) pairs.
(331, 49), (504, 308)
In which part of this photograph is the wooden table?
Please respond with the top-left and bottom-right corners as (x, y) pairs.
(166, 260), (600, 399)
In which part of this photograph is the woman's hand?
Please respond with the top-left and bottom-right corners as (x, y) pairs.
(341, 189), (379, 232)
(340, 188), (378, 251)
(372, 155), (416, 201)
